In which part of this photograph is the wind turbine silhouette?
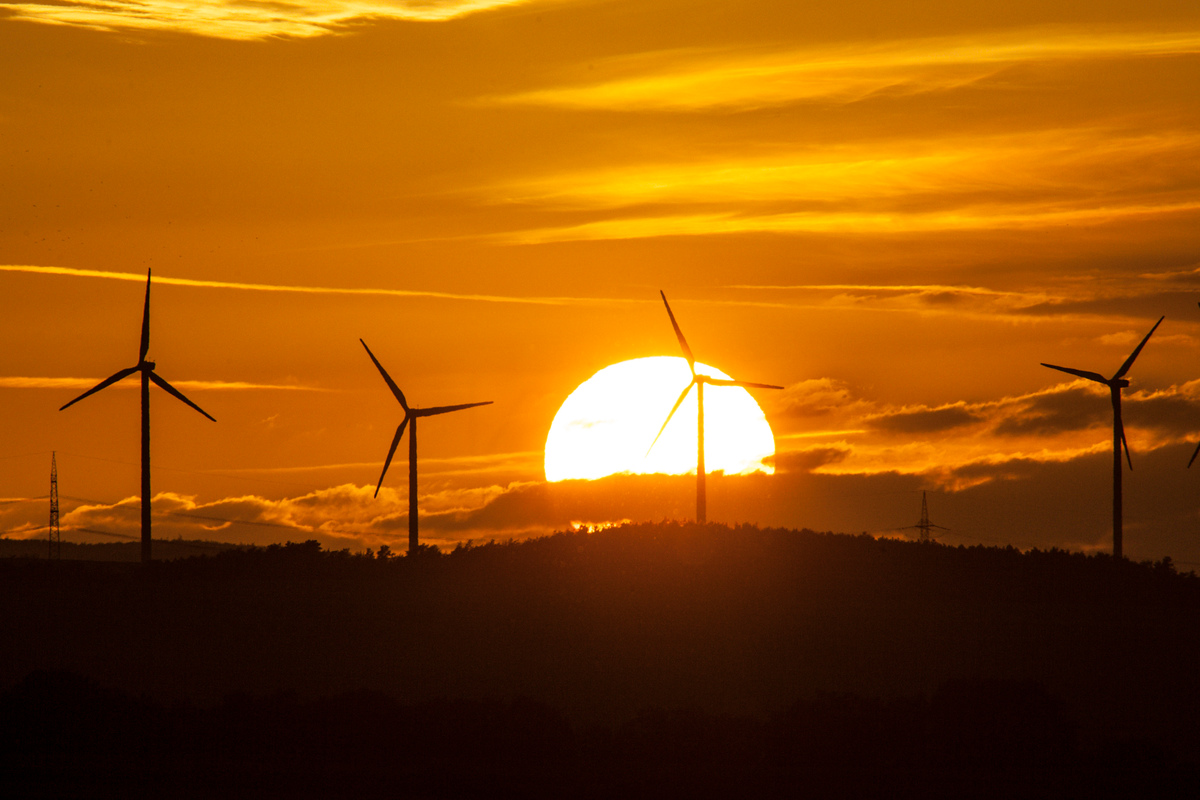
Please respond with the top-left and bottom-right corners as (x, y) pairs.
(647, 291), (782, 524)
(360, 339), (492, 554)
(1041, 315), (1164, 559)
(59, 270), (215, 564)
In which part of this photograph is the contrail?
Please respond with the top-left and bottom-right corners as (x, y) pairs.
(0, 264), (635, 307)
(0, 377), (326, 391)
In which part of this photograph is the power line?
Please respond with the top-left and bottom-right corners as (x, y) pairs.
(0, 450), (53, 462)
(70, 527), (230, 551)
(54, 450), (328, 492)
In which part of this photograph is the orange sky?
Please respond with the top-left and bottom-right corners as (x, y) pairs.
(2, 1), (1200, 564)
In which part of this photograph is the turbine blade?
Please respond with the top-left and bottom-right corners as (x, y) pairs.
(1188, 440), (1200, 469)
(59, 366), (139, 410)
(417, 401), (493, 417)
(148, 372), (216, 421)
(1117, 415), (1132, 471)
(375, 416), (408, 498)
(660, 291), (695, 374)
(1040, 363), (1109, 384)
(706, 378), (784, 390)
(359, 339), (408, 410)
(139, 269), (151, 362)
(647, 381), (695, 456)
(1113, 315), (1165, 380)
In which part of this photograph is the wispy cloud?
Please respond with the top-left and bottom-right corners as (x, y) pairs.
(0, 376), (327, 391)
(0, 265), (634, 307)
(489, 28), (1200, 111)
(0, 1), (543, 40)
(488, 127), (1200, 242)
(497, 201), (1200, 243)
(729, 283), (1055, 304)
(216, 450), (543, 478)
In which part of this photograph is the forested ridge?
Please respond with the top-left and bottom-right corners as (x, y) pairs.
(2, 523), (1198, 796)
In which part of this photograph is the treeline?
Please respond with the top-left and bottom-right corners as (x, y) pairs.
(0, 537), (245, 561)
(2, 670), (1194, 798)
(1, 523), (1198, 788)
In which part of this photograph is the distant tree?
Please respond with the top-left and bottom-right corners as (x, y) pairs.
(377, 545), (392, 561)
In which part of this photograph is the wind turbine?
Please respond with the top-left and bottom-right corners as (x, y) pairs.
(59, 270), (215, 564)
(1041, 315), (1164, 559)
(647, 291), (782, 524)
(360, 339), (492, 554)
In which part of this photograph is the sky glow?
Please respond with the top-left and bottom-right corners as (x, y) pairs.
(2, 0), (1199, 561)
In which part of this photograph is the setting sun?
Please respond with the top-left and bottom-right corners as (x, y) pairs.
(544, 357), (776, 482)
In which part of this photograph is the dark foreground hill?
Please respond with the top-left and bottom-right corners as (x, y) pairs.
(0, 537), (245, 561)
(2, 523), (1198, 797)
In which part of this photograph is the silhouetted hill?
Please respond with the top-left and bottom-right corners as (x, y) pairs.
(0, 536), (246, 561)
(2, 523), (1198, 796)
(3, 670), (1194, 799)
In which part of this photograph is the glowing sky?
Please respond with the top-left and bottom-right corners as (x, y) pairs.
(2, 0), (1200, 563)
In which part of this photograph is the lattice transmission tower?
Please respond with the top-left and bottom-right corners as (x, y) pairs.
(48, 451), (61, 560)
(903, 491), (948, 543)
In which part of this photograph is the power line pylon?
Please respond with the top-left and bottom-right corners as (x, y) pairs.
(48, 451), (61, 560)
(903, 491), (948, 543)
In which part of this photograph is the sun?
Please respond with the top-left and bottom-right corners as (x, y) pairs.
(545, 356), (776, 481)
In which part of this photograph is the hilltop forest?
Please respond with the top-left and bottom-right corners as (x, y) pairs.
(2, 523), (1198, 797)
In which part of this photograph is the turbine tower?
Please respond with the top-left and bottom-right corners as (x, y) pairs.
(60, 270), (215, 564)
(360, 339), (492, 554)
(1041, 315), (1164, 559)
(1189, 303), (1200, 468)
(902, 491), (947, 543)
(648, 291), (782, 524)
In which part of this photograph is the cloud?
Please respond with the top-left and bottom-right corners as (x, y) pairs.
(730, 283), (1059, 312)
(866, 404), (985, 435)
(224, 450), (544, 480)
(773, 378), (874, 420)
(488, 28), (1200, 111)
(55, 485), (407, 550)
(990, 382), (1200, 441)
(480, 48), (1200, 244)
(991, 385), (1110, 437)
(1, 1), (544, 40)
(0, 264), (640, 307)
(771, 448), (850, 474)
(766, 377), (1200, 485)
(491, 128), (1200, 214)
(493, 183), (1200, 244)
(15, 437), (1199, 565)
